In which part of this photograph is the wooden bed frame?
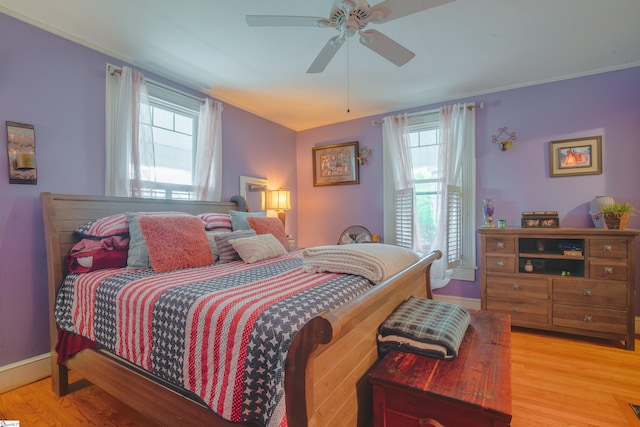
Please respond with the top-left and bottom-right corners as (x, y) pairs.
(40, 192), (441, 427)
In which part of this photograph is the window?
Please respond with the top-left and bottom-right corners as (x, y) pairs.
(141, 82), (202, 200)
(404, 110), (476, 281)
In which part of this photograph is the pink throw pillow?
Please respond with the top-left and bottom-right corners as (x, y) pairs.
(246, 217), (289, 251)
(137, 214), (213, 272)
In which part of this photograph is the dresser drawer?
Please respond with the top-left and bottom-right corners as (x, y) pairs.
(589, 239), (627, 258)
(552, 304), (628, 334)
(485, 255), (515, 273)
(487, 275), (548, 300)
(486, 236), (515, 254)
(552, 279), (627, 308)
(588, 260), (628, 281)
(486, 297), (548, 325)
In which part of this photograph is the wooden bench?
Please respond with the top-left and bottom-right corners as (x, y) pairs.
(369, 310), (512, 427)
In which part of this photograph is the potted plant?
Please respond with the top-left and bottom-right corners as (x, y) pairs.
(600, 202), (637, 229)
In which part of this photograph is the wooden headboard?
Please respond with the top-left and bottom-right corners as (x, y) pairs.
(40, 192), (243, 285)
(40, 192), (244, 360)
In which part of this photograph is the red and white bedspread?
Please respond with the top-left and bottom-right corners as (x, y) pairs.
(55, 251), (372, 427)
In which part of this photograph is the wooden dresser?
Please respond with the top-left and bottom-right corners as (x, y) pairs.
(369, 311), (511, 427)
(478, 227), (639, 350)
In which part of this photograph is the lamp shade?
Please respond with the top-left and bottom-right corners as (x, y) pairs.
(268, 189), (291, 211)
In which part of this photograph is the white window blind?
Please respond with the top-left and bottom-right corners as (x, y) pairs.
(447, 185), (462, 268)
(395, 188), (414, 249)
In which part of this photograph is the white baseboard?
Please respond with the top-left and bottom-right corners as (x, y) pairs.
(432, 294), (481, 310)
(0, 353), (51, 394)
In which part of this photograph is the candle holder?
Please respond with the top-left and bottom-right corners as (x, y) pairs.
(482, 199), (495, 228)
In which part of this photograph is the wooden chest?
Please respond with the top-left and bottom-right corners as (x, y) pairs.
(369, 311), (512, 427)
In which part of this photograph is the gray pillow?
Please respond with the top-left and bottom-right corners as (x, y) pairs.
(213, 229), (257, 263)
(229, 210), (266, 231)
(126, 212), (151, 268)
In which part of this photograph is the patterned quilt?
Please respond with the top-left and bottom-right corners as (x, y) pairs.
(55, 251), (372, 427)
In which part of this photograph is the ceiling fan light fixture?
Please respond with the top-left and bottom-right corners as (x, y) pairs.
(247, 0), (454, 72)
(363, 9), (384, 24)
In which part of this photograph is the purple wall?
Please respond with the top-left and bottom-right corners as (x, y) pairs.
(297, 66), (640, 306)
(2, 10), (639, 368)
(0, 13), (296, 367)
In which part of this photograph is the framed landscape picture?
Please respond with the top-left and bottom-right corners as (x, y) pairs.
(550, 136), (602, 177)
(312, 141), (359, 186)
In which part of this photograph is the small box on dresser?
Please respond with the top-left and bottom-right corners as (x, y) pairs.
(479, 227), (639, 350)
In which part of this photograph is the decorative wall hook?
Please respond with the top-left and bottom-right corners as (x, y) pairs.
(357, 146), (372, 165)
(491, 127), (517, 151)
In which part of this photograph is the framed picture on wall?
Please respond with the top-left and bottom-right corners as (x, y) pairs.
(6, 121), (37, 185)
(549, 136), (602, 177)
(312, 141), (359, 186)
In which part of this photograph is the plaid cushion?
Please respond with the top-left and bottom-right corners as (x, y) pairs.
(377, 296), (470, 359)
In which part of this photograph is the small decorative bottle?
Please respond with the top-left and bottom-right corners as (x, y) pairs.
(483, 199), (495, 228)
(524, 260), (534, 273)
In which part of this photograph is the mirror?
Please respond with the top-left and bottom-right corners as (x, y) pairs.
(239, 176), (268, 212)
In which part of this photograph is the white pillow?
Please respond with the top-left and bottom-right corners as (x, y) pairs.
(230, 233), (288, 264)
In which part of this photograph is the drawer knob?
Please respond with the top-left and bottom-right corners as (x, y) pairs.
(603, 244), (612, 252)
(496, 260), (504, 267)
(603, 266), (613, 275)
(583, 315), (593, 322)
(497, 241), (505, 249)
(583, 288), (592, 296)
(512, 306), (520, 313)
(512, 283), (520, 290)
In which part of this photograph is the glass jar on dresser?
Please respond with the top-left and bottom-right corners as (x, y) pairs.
(478, 227), (639, 350)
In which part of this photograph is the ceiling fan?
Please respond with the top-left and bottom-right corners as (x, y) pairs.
(246, 0), (455, 73)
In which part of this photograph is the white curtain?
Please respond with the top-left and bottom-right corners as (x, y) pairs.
(429, 103), (472, 288)
(105, 65), (155, 197)
(194, 99), (223, 201)
(382, 113), (421, 252)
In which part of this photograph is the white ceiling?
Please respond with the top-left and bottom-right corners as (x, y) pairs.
(2, 0), (640, 131)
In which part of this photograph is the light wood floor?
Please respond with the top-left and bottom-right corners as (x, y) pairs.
(1, 329), (639, 426)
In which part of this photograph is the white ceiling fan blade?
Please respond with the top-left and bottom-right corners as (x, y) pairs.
(307, 35), (346, 73)
(246, 15), (328, 27)
(369, 0), (455, 24)
(359, 29), (415, 67)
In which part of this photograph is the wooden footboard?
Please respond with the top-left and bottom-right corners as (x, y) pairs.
(287, 251), (441, 427)
(40, 192), (441, 427)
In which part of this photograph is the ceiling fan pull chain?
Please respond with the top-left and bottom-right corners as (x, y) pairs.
(347, 38), (351, 113)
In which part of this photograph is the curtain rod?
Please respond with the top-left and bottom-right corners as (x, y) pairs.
(371, 102), (485, 125)
(107, 64), (206, 104)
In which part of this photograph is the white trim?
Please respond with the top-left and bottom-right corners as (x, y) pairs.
(0, 353), (51, 394)
(432, 294), (481, 311)
(450, 264), (477, 281)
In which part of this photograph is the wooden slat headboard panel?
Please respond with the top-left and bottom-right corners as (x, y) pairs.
(40, 192), (243, 341)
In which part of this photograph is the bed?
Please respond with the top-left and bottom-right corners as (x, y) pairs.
(40, 192), (441, 427)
